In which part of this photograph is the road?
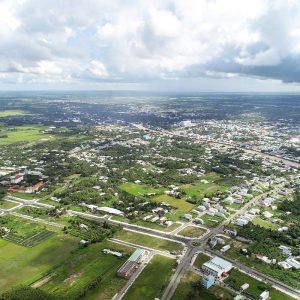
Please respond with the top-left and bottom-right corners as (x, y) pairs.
(2, 186), (300, 300)
(132, 123), (300, 168)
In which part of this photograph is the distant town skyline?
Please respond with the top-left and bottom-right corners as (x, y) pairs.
(1, 0), (300, 92)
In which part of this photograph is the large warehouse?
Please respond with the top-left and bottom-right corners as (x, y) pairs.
(117, 248), (146, 279)
(202, 256), (233, 279)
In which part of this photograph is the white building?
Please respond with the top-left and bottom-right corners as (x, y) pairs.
(202, 256), (233, 278)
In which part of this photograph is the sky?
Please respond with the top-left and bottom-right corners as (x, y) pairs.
(1, 0), (300, 92)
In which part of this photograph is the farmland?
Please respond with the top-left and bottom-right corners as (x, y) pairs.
(0, 110), (29, 118)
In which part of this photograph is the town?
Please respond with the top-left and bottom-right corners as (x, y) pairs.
(0, 94), (299, 300)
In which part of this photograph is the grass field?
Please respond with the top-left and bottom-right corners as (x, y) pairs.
(0, 233), (79, 291)
(181, 173), (227, 199)
(193, 252), (211, 269)
(0, 200), (18, 210)
(0, 110), (28, 117)
(119, 182), (165, 196)
(225, 269), (294, 300)
(178, 226), (206, 238)
(8, 192), (36, 200)
(42, 241), (133, 300)
(201, 214), (224, 227)
(123, 255), (175, 300)
(252, 217), (279, 230)
(0, 125), (51, 145)
(172, 271), (201, 300)
(172, 271), (233, 300)
(113, 229), (183, 252)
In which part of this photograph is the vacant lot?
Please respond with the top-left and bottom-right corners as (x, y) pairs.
(0, 200), (19, 210)
(0, 233), (79, 291)
(193, 252), (210, 269)
(119, 182), (165, 197)
(225, 269), (294, 300)
(0, 126), (51, 145)
(123, 255), (175, 300)
(42, 241), (133, 300)
(114, 229), (183, 252)
(178, 226), (206, 238)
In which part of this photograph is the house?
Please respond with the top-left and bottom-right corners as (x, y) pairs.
(201, 275), (215, 289)
(278, 245), (292, 257)
(117, 249), (146, 279)
(202, 256), (232, 279)
(10, 173), (24, 184)
(182, 214), (192, 220)
(220, 245), (230, 253)
(259, 290), (269, 300)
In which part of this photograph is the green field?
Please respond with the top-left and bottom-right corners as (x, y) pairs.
(181, 173), (227, 199)
(113, 229), (183, 252)
(225, 269), (294, 300)
(0, 125), (51, 145)
(0, 233), (79, 291)
(201, 214), (224, 227)
(0, 200), (18, 210)
(193, 252), (211, 269)
(172, 271), (233, 300)
(172, 271), (201, 300)
(8, 192), (36, 200)
(178, 226), (206, 238)
(252, 217), (279, 230)
(119, 182), (166, 196)
(0, 110), (28, 117)
(42, 241), (133, 300)
(123, 255), (175, 300)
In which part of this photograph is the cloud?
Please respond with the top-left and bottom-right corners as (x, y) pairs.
(0, 0), (300, 89)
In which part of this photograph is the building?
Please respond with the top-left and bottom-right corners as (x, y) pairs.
(202, 256), (233, 279)
(117, 248), (146, 279)
(259, 290), (269, 300)
(201, 275), (215, 289)
(10, 173), (24, 184)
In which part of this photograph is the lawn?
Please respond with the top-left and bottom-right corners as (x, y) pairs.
(41, 241), (133, 300)
(172, 271), (233, 300)
(0, 233), (79, 291)
(0, 200), (19, 210)
(0, 125), (51, 145)
(8, 192), (36, 200)
(119, 182), (166, 197)
(113, 229), (183, 252)
(123, 255), (175, 300)
(225, 269), (294, 300)
(181, 173), (227, 199)
(252, 217), (279, 230)
(178, 226), (206, 238)
(0, 110), (28, 117)
(201, 214), (224, 228)
(172, 271), (201, 300)
(193, 252), (211, 269)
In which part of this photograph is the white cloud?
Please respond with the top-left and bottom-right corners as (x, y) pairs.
(0, 0), (300, 89)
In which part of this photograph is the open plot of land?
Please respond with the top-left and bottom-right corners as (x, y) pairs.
(0, 200), (19, 210)
(0, 126), (51, 145)
(193, 252), (211, 269)
(252, 217), (279, 230)
(201, 214), (224, 227)
(123, 255), (175, 300)
(8, 192), (36, 200)
(0, 233), (79, 291)
(178, 226), (206, 238)
(0, 110), (29, 117)
(181, 173), (227, 199)
(42, 241), (133, 300)
(113, 229), (183, 252)
(225, 269), (294, 300)
(172, 271), (233, 300)
(119, 182), (165, 197)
